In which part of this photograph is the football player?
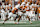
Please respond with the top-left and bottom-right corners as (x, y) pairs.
(30, 4), (35, 21)
(38, 7), (40, 19)
(3, 4), (20, 24)
(24, 3), (32, 24)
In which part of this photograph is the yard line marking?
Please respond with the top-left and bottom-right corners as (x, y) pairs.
(0, 24), (40, 26)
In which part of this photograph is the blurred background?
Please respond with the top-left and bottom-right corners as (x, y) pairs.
(0, 0), (40, 21)
(0, 0), (40, 27)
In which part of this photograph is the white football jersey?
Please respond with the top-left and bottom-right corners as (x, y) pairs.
(1, 9), (5, 13)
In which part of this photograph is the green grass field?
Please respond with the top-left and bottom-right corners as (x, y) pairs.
(0, 21), (40, 27)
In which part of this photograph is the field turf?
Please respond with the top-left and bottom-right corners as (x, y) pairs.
(0, 21), (40, 27)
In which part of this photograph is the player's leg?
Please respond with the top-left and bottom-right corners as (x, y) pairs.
(1, 13), (3, 20)
(25, 11), (32, 24)
(18, 16), (21, 23)
(14, 10), (22, 24)
(17, 11), (23, 24)
(27, 16), (32, 24)
(14, 16), (18, 21)
(3, 13), (11, 24)
(3, 15), (9, 24)
(14, 15), (21, 24)
(14, 15), (18, 24)
(13, 14), (17, 21)
(3, 18), (9, 24)
(29, 11), (32, 24)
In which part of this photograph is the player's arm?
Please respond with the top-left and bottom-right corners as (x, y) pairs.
(0, 7), (1, 13)
(18, 6), (23, 10)
(12, 9), (15, 14)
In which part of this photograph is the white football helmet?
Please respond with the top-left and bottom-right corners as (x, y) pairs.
(27, 2), (30, 4)
(34, 4), (37, 7)
(9, 4), (11, 7)
(15, 4), (20, 9)
(26, 4), (29, 6)
(21, 2), (25, 5)
(31, 4), (34, 6)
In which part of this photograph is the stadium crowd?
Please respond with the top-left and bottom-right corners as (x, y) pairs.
(0, 0), (40, 24)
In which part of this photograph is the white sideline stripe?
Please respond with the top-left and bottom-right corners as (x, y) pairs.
(6, 23), (40, 26)
(2, 24), (40, 26)
(0, 25), (40, 27)
(0, 22), (26, 23)
(9, 25), (40, 26)
(11, 23), (40, 26)
(0, 21), (26, 23)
